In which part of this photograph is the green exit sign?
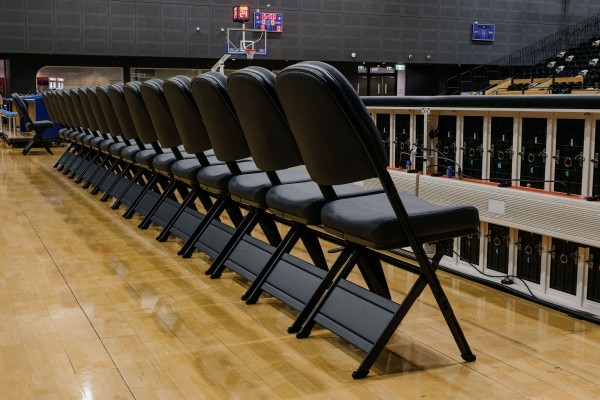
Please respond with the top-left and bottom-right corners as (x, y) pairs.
(395, 64), (405, 71)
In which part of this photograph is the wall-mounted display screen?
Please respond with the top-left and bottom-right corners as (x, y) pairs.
(472, 23), (495, 41)
(254, 12), (283, 32)
(233, 5), (251, 23)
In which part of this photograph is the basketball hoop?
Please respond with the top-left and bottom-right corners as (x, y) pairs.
(244, 48), (256, 60)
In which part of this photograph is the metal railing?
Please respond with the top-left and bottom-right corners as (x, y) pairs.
(445, 13), (600, 94)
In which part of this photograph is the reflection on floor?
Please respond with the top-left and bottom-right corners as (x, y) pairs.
(1, 145), (600, 400)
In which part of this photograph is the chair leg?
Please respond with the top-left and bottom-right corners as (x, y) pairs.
(207, 209), (263, 278)
(295, 247), (362, 338)
(63, 147), (89, 174)
(100, 162), (131, 202)
(356, 252), (391, 300)
(178, 197), (228, 258)
(90, 157), (118, 195)
(300, 230), (329, 271)
(82, 153), (110, 189)
(123, 172), (159, 219)
(288, 247), (358, 334)
(57, 144), (81, 171)
(54, 143), (74, 168)
(242, 225), (304, 303)
(75, 152), (101, 183)
(257, 214), (282, 246)
(68, 148), (93, 179)
(156, 186), (199, 242)
(112, 167), (143, 210)
(138, 178), (177, 229)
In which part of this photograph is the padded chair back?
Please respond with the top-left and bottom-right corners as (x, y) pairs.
(85, 87), (111, 135)
(61, 89), (81, 129)
(94, 85), (122, 138)
(107, 83), (141, 142)
(10, 93), (32, 122)
(41, 92), (57, 122)
(191, 72), (251, 162)
(163, 75), (212, 155)
(70, 88), (91, 130)
(43, 92), (59, 123)
(123, 81), (160, 144)
(78, 88), (100, 132)
(55, 90), (76, 128)
(277, 61), (441, 253)
(276, 61), (383, 186)
(48, 92), (64, 125)
(140, 79), (183, 149)
(227, 67), (303, 172)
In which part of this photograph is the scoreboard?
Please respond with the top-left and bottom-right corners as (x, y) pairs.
(254, 12), (283, 32)
(233, 5), (251, 23)
(472, 23), (495, 41)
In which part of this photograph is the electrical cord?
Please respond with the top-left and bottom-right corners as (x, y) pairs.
(452, 250), (537, 299)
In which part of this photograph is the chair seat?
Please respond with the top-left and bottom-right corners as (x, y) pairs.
(135, 149), (160, 166)
(321, 192), (480, 249)
(109, 142), (128, 157)
(99, 138), (117, 153)
(170, 156), (222, 184)
(152, 151), (196, 174)
(196, 160), (260, 194)
(266, 181), (383, 225)
(89, 136), (104, 148)
(228, 169), (311, 208)
(119, 145), (142, 161)
(30, 120), (54, 130)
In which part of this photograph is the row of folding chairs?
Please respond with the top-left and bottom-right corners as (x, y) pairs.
(42, 61), (480, 379)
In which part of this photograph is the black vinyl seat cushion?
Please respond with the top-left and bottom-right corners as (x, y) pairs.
(119, 145), (143, 161)
(321, 192), (480, 249)
(99, 138), (117, 153)
(170, 157), (223, 184)
(109, 142), (128, 157)
(266, 181), (383, 225)
(196, 160), (260, 194)
(228, 169), (311, 208)
(83, 135), (104, 149)
(30, 120), (54, 130)
(152, 151), (196, 174)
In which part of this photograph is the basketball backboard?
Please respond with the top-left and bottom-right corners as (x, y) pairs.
(227, 28), (267, 58)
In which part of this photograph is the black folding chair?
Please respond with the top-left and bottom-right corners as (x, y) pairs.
(276, 61), (480, 379)
(11, 93), (54, 155)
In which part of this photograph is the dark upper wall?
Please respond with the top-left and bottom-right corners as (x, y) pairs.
(0, 0), (597, 65)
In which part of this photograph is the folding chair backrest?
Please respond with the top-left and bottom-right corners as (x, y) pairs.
(163, 75), (212, 155)
(227, 66), (303, 172)
(140, 79), (183, 150)
(107, 84), (140, 142)
(10, 93), (33, 124)
(191, 72), (251, 162)
(53, 91), (72, 128)
(123, 81), (160, 144)
(43, 92), (59, 123)
(78, 88), (100, 132)
(85, 87), (112, 136)
(69, 88), (91, 130)
(62, 90), (83, 129)
(41, 92), (57, 122)
(57, 90), (77, 129)
(276, 61), (384, 186)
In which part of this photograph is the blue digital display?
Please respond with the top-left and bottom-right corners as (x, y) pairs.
(254, 12), (283, 32)
(472, 23), (495, 41)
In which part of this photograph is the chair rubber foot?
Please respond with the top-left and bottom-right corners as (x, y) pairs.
(240, 293), (249, 301)
(245, 297), (258, 305)
(295, 330), (310, 339)
(352, 370), (369, 380)
(462, 353), (476, 362)
(287, 326), (300, 334)
(156, 235), (168, 242)
(209, 273), (221, 280)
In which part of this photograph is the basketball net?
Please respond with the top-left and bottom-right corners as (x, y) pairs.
(245, 48), (256, 60)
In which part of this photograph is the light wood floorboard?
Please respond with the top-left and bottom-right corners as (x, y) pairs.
(1, 145), (599, 399)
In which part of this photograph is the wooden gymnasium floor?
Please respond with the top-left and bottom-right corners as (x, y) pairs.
(1, 145), (600, 400)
